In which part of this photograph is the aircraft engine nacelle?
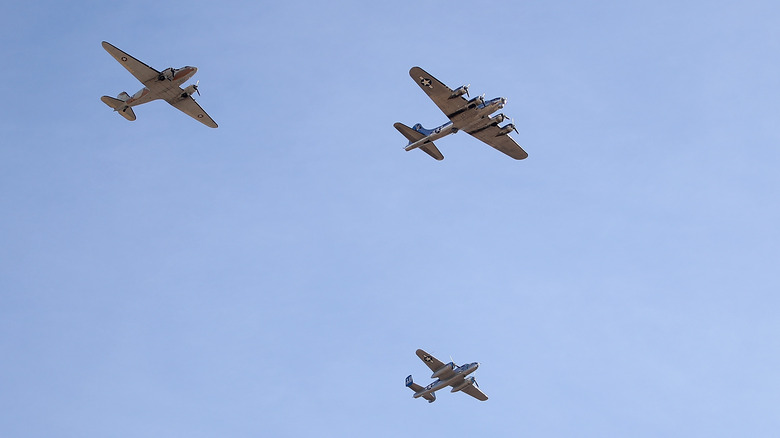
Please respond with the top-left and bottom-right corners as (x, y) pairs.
(490, 113), (507, 125)
(117, 91), (131, 101)
(181, 84), (200, 99)
(184, 84), (195, 96)
(450, 85), (469, 98)
(467, 95), (485, 107)
(497, 123), (516, 136)
(450, 376), (476, 393)
(431, 362), (455, 379)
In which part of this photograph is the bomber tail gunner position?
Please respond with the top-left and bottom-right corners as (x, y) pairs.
(394, 66), (527, 160)
(405, 349), (488, 403)
(100, 41), (218, 128)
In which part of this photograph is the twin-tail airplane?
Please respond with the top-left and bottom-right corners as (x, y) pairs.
(395, 67), (527, 160)
(405, 349), (487, 403)
(100, 41), (218, 128)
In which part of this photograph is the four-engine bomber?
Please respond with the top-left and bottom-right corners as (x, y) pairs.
(394, 66), (527, 160)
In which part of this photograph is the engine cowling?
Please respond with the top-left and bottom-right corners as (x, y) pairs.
(468, 95), (485, 107)
(431, 362), (455, 379)
(490, 113), (507, 125)
(451, 376), (477, 393)
(450, 85), (469, 98)
(497, 123), (516, 136)
(181, 84), (198, 98)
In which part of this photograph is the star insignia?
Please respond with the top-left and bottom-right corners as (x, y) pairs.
(420, 77), (433, 88)
(424, 355), (433, 362)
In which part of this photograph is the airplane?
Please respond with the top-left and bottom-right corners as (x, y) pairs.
(405, 349), (487, 403)
(100, 41), (218, 128)
(394, 67), (527, 160)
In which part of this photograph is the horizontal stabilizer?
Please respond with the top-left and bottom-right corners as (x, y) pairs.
(419, 144), (444, 161)
(405, 375), (436, 403)
(101, 96), (136, 121)
(393, 122), (444, 161)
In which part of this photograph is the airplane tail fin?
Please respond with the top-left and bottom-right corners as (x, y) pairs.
(393, 122), (444, 161)
(405, 375), (436, 403)
(101, 96), (136, 121)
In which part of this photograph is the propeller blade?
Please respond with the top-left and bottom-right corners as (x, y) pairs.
(465, 84), (470, 98)
(194, 80), (200, 96)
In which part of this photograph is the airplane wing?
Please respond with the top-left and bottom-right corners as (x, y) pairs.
(168, 95), (219, 128)
(416, 349), (457, 380)
(102, 41), (161, 85)
(409, 67), (469, 119)
(461, 384), (488, 401)
(468, 125), (528, 160)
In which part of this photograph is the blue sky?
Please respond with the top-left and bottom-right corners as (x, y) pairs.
(2, 1), (779, 436)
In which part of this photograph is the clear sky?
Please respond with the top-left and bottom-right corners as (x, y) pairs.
(2, 1), (779, 437)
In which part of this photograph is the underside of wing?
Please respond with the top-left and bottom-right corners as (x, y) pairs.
(102, 41), (160, 85)
(468, 125), (528, 160)
(168, 95), (218, 128)
(461, 384), (488, 401)
(416, 349), (446, 373)
(416, 349), (456, 380)
(409, 67), (469, 119)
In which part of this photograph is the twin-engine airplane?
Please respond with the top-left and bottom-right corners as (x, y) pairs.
(100, 41), (218, 128)
(395, 67), (527, 160)
(405, 349), (487, 403)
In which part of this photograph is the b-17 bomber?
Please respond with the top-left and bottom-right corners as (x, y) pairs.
(395, 67), (527, 160)
(405, 349), (487, 403)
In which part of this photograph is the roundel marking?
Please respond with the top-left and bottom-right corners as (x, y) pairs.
(197, 114), (204, 118)
(121, 56), (128, 61)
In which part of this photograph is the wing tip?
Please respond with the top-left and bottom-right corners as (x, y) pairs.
(409, 66), (425, 77)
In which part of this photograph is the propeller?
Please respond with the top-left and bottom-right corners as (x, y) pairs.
(473, 377), (479, 388)
(504, 116), (518, 134)
(464, 84), (470, 98)
(193, 80), (200, 96)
